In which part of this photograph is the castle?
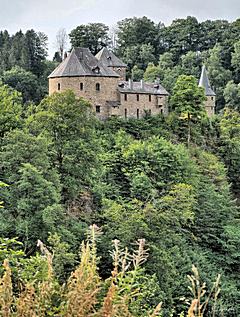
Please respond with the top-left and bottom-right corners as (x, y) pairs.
(48, 47), (215, 119)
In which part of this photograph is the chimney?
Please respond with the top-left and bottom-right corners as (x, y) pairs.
(140, 79), (144, 89)
(128, 78), (133, 90)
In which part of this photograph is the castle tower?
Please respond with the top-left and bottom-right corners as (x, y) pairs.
(95, 47), (127, 80)
(48, 47), (120, 120)
(198, 65), (216, 117)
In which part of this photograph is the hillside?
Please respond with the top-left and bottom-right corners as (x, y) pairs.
(0, 16), (239, 316)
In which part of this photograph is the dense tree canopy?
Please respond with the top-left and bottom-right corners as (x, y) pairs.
(0, 16), (240, 316)
(69, 23), (110, 55)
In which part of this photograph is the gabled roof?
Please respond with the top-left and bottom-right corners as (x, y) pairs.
(95, 47), (127, 68)
(118, 80), (169, 95)
(198, 65), (216, 96)
(48, 48), (119, 78)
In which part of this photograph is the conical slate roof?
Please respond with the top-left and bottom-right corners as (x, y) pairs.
(198, 65), (215, 96)
(95, 47), (127, 68)
(48, 47), (119, 78)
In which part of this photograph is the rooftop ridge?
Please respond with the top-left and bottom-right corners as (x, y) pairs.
(48, 47), (119, 78)
(95, 47), (127, 68)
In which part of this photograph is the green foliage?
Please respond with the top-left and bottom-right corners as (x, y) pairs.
(131, 65), (144, 81)
(0, 82), (23, 138)
(144, 63), (161, 82)
(30, 90), (99, 202)
(231, 40), (240, 83)
(48, 233), (77, 282)
(2, 66), (43, 103)
(0, 15), (240, 316)
(224, 80), (240, 110)
(69, 23), (109, 55)
(171, 75), (206, 146)
(219, 108), (240, 193)
(204, 44), (232, 110)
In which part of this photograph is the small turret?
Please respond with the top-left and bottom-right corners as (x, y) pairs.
(95, 47), (127, 80)
(199, 65), (216, 117)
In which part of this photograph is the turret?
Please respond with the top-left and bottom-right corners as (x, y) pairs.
(198, 65), (216, 117)
(95, 47), (127, 80)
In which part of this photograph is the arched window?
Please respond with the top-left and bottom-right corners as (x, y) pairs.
(137, 109), (139, 119)
(124, 108), (127, 118)
(136, 94), (139, 101)
(57, 83), (61, 91)
(124, 94), (127, 101)
(80, 83), (83, 90)
(96, 83), (100, 91)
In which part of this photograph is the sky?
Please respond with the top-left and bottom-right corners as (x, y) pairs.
(1, 0), (239, 58)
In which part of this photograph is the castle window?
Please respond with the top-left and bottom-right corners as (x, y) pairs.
(96, 83), (100, 91)
(57, 83), (61, 91)
(211, 97), (214, 100)
(80, 83), (83, 90)
(96, 105), (101, 113)
(125, 108), (127, 118)
(137, 109), (139, 119)
(149, 95), (151, 102)
(137, 94), (139, 101)
(124, 94), (127, 101)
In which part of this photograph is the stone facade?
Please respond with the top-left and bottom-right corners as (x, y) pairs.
(49, 76), (169, 120)
(110, 66), (126, 81)
(205, 96), (216, 117)
(49, 76), (119, 120)
(111, 92), (168, 118)
(198, 65), (216, 116)
(48, 49), (216, 120)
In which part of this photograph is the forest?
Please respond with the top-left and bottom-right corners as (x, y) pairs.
(0, 15), (240, 316)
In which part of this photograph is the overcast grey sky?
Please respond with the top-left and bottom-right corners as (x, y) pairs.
(1, 0), (239, 58)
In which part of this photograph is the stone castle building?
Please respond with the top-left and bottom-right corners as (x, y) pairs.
(48, 47), (215, 119)
(198, 65), (216, 117)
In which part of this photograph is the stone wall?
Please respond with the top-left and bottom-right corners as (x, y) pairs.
(111, 92), (168, 118)
(49, 76), (169, 120)
(205, 96), (216, 117)
(49, 76), (119, 120)
(110, 66), (127, 81)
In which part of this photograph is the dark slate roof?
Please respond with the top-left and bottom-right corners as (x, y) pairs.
(198, 65), (216, 96)
(106, 100), (121, 107)
(118, 80), (169, 95)
(95, 47), (127, 68)
(48, 47), (119, 78)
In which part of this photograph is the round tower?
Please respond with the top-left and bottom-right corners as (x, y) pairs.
(198, 65), (216, 117)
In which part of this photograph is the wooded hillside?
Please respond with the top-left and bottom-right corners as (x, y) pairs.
(0, 16), (239, 316)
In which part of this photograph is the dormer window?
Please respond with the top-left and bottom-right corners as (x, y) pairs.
(92, 66), (100, 74)
(96, 83), (100, 91)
